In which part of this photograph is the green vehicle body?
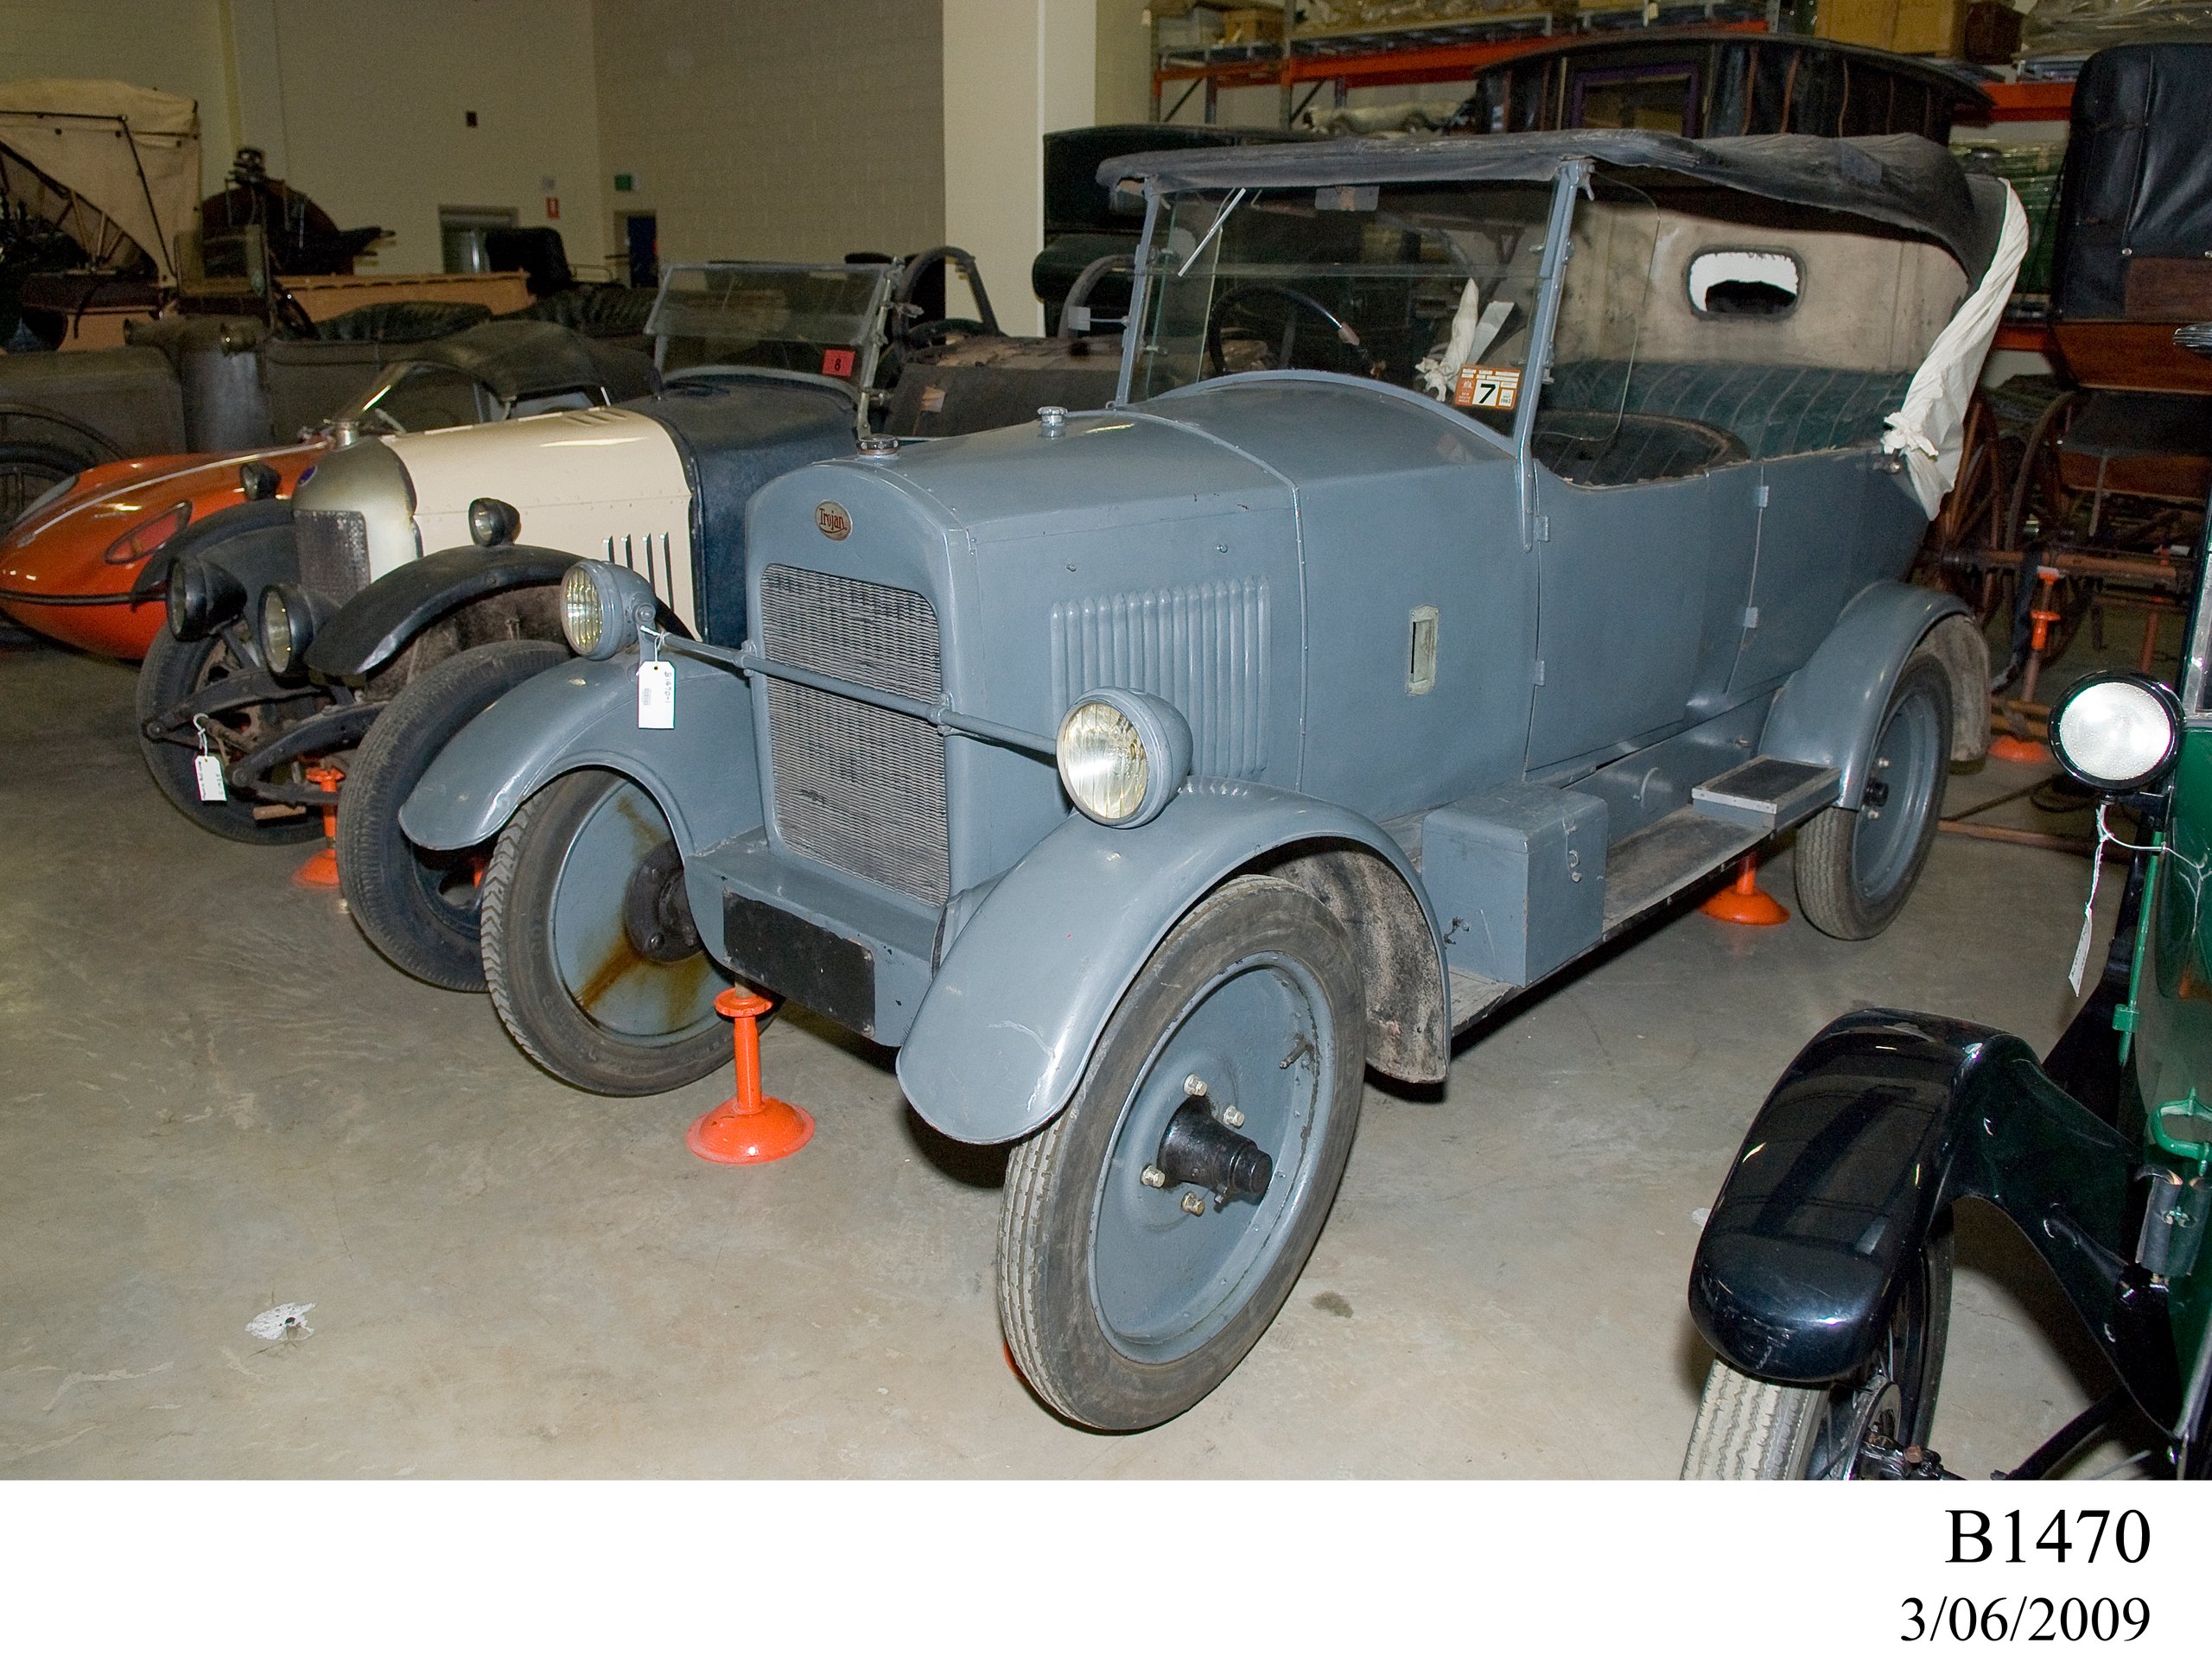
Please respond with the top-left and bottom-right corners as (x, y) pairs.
(1688, 542), (2212, 1476)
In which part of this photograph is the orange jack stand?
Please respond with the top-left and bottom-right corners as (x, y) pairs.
(292, 763), (345, 889)
(1991, 567), (2059, 764)
(1700, 853), (1789, 927)
(686, 987), (814, 1165)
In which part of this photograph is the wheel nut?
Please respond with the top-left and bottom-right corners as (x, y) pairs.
(1180, 1193), (1205, 1215)
(1219, 1105), (1245, 1128)
(1140, 1164), (1167, 1188)
(1184, 1075), (1207, 1097)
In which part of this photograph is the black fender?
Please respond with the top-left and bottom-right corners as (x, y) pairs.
(130, 498), (296, 603)
(1689, 1008), (2182, 1428)
(302, 543), (586, 680)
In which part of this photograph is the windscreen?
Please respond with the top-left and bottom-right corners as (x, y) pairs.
(1128, 181), (1556, 435)
(343, 362), (490, 435)
(648, 263), (890, 383)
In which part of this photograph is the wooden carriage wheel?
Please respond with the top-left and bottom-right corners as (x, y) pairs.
(1914, 390), (2011, 624)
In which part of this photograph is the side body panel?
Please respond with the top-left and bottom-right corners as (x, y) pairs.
(1153, 378), (1532, 819)
(1527, 465), (1747, 772)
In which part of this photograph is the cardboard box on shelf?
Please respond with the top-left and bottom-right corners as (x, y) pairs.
(1815, 0), (1970, 57)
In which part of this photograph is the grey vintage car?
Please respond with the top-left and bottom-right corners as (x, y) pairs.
(404, 130), (2018, 1430)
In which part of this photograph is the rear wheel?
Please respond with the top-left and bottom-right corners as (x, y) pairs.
(340, 638), (569, 990)
(1795, 651), (1951, 941)
(999, 876), (1366, 1430)
(0, 441), (86, 529)
(481, 767), (734, 1094)
(134, 625), (324, 845)
(1683, 1220), (1952, 1479)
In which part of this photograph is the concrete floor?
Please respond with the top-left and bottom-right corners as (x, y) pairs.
(0, 640), (2133, 1477)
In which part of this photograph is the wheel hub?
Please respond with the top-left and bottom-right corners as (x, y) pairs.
(1154, 1097), (1273, 1208)
(621, 838), (701, 964)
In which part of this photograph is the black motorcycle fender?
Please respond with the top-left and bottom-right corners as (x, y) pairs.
(301, 543), (584, 681)
(1689, 1011), (2007, 1385)
(1688, 1005), (2172, 1422)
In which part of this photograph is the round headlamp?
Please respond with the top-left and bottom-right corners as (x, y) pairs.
(165, 555), (245, 642)
(2051, 672), (2183, 793)
(1056, 689), (1193, 828)
(257, 582), (318, 676)
(560, 560), (658, 661)
(468, 497), (520, 548)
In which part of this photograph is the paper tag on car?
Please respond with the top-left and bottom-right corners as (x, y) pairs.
(1454, 366), (1521, 410)
(194, 754), (227, 802)
(637, 658), (675, 729)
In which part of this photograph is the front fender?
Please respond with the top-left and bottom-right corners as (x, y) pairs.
(130, 498), (296, 602)
(1760, 581), (1975, 808)
(895, 779), (1446, 1145)
(302, 543), (583, 680)
(399, 651), (763, 872)
(1689, 1009), (2171, 1419)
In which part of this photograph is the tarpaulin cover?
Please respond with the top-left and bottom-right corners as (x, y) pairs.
(0, 79), (200, 279)
(1103, 129), (2003, 282)
(2050, 42), (2212, 320)
(1884, 180), (2030, 516)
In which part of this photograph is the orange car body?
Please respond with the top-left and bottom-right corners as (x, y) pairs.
(0, 443), (322, 659)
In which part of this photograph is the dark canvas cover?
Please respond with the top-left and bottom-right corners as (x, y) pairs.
(2051, 42), (2212, 320)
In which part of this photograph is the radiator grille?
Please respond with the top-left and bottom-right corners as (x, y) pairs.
(760, 565), (942, 701)
(760, 566), (949, 905)
(295, 509), (371, 602)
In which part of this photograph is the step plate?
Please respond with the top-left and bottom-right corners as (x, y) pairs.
(1690, 757), (1840, 830)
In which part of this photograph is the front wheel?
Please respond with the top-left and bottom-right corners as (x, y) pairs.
(1682, 1219), (1952, 1479)
(134, 625), (326, 844)
(340, 638), (570, 991)
(1795, 650), (1952, 941)
(480, 767), (734, 1094)
(999, 875), (1367, 1430)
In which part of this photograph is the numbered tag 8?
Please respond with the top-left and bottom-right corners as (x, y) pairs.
(637, 658), (675, 729)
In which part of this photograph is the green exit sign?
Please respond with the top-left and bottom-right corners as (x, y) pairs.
(613, 172), (634, 193)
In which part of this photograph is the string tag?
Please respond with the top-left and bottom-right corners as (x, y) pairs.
(193, 717), (227, 802)
(2069, 807), (2113, 996)
(636, 630), (673, 729)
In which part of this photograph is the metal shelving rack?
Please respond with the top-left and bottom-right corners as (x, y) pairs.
(1150, 1), (1779, 125)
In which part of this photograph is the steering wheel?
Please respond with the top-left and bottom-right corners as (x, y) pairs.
(1205, 283), (1375, 377)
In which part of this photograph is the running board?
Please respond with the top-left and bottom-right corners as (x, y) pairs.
(1446, 758), (1835, 1037)
(1689, 757), (1840, 831)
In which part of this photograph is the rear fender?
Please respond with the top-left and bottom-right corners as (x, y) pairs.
(1688, 1009), (2176, 1420)
(1760, 582), (1985, 807)
(302, 543), (583, 680)
(399, 651), (763, 956)
(895, 780), (1448, 1145)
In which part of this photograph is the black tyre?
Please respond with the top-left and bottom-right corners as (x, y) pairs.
(1795, 651), (1952, 941)
(0, 441), (87, 529)
(999, 875), (1367, 1431)
(340, 639), (569, 991)
(481, 767), (734, 1094)
(134, 626), (325, 845)
(1683, 1218), (1953, 1479)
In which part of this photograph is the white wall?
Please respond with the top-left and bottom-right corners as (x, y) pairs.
(943, 0), (1095, 334)
(235, 0), (607, 276)
(594, 1), (945, 270)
